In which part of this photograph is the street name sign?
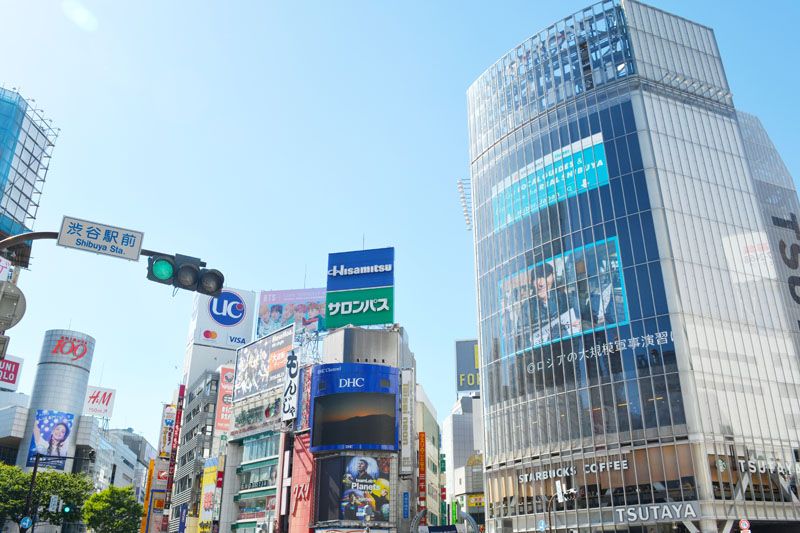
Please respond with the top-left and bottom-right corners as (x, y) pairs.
(57, 216), (143, 261)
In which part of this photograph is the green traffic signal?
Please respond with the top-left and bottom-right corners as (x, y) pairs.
(62, 505), (71, 514)
(151, 258), (174, 281)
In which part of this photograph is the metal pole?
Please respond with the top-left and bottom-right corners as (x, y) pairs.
(547, 496), (554, 533)
(24, 453), (41, 532)
(0, 230), (164, 258)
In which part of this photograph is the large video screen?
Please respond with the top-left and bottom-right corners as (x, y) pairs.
(312, 392), (396, 450)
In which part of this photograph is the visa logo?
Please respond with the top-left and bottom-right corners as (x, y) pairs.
(229, 336), (246, 344)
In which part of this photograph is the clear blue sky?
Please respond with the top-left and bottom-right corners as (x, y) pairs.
(2, 0), (798, 447)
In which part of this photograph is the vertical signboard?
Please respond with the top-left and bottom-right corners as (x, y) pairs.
(0, 354), (22, 391)
(198, 458), (218, 533)
(26, 410), (75, 470)
(400, 369), (414, 475)
(281, 350), (300, 422)
(214, 365), (234, 435)
(158, 405), (177, 458)
(418, 431), (427, 523)
(455, 340), (480, 393)
(164, 385), (186, 514)
(325, 247), (395, 329)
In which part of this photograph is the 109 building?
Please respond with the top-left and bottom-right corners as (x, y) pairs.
(467, 1), (800, 531)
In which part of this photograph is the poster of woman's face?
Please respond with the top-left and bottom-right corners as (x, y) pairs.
(27, 409), (75, 470)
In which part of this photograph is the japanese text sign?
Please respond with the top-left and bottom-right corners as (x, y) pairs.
(57, 216), (143, 261)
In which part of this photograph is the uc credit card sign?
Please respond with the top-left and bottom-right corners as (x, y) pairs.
(326, 247), (394, 291)
(326, 247), (395, 328)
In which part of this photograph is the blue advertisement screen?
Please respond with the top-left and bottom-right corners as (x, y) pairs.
(491, 133), (609, 231)
(26, 409), (75, 470)
(311, 363), (399, 452)
(499, 237), (628, 356)
(327, 247), (395, 291)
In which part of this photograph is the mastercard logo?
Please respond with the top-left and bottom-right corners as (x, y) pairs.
(203, 330), (218, 339)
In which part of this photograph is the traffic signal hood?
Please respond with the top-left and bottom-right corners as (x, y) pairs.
(146, 254), (224, 296)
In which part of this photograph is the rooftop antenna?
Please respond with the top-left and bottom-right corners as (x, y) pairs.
(457, 178), (473, 231)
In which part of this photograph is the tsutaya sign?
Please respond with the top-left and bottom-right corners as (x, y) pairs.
(519, 457), (629, 482)
(57, 216), (143, 261)
(614, 502), (699, 524)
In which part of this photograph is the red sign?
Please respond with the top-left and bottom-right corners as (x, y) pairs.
(157, 470), (168, 481)
(51, 336), (88, 361)
(0, 355), (22, 391)
(215, 365), (235, 433)
(164, 384), (186, 511)
(288, 434), (315, 533)
(419, 432), (427, 524)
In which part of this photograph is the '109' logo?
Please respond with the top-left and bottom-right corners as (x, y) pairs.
(52, 336), (88, 361)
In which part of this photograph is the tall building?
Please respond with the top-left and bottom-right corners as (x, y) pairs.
(416, 384), (441, 525)
(442, 395), (484, 527)
(467, 1), (800, 531)
(0, 88), (57, 267)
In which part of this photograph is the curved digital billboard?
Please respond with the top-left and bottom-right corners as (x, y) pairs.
(310, 363), (399, 452)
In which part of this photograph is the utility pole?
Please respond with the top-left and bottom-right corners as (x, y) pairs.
(23, 453), (42, 532)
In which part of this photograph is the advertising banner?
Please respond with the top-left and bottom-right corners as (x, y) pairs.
(281, 350), (300, 422)
(258, 288), (326, 338)
(455, 340), (479, 393)
(83, 386), (116, 417)
(400, 369), (414, 474)
(491, 132), (609, 231)
(294, 365), (313, 432)
(326, 247), (395, 292)
(164, 384), (185, 510)
(178, 503), (188, 533)
(466, 494), (485, 509)
(310, 363), (399, 452)
(233, 324), (294, 401)
(191, 288), (255, 350)
(340, 456), (391, 522)
(198, 458), (218, 533)
(158, 405), (177, 458)
(214, 365), (235, 434)
(325, 286), (394, 329)
(418, 432), (426, 517)
(0, 354), (22, 391)
(26, 409), (75, 470)
(500, 236), (628, 356)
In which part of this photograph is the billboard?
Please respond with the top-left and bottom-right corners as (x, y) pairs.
(499, 236), (628, 355)
(326, 247), (395, 329)
(233, 324), (294, 401)
(198, 458), (218, 533)
(455, 340), (479, 393)
(310, 363), (399, 452)
(341, 456), (391, 522)
(158, 404), (177, 458)
(325, 286), (394, 329)
(83, 386), (116, 417)
(214, 365), (235, 434)
(0, 354), (22, 391)
(26, 409), (75, 470)
(191, 288), (256, 350)
(400, 369), (414, 475)
(281, 350), (300, 422)
(294, 365), (313, 432)
(258, 288), (326, 338)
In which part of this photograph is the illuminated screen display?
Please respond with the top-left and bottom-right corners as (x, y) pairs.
(312, 392), (397, 450)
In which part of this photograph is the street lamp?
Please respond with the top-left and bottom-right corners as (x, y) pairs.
(546, 486), (577, 532)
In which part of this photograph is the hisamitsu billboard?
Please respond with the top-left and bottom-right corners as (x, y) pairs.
(456, 340), (480, 393)
(326, 247), (394, 292)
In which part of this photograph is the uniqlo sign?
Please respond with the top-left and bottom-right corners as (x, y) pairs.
(0, 355), (22, 391)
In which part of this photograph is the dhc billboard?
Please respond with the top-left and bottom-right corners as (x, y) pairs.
(326, 247), (395, 292)
(310, 363), (399, 452)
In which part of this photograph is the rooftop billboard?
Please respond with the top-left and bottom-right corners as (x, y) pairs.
(257, 288), (326, 339)
(325, 247), (395, 329)
(233, 324), (294, 401)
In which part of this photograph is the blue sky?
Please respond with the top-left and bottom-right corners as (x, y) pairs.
(2, 0), (798, 446)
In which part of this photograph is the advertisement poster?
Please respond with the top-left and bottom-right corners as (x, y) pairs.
(158, 404), (177, 458)
(455, 340), (480, 393)
(198, 459), (218, 533)
(500, 236), (628, 355)
(257, 288), (326, 338)
(340, 456), (391, 522)
(281, 350), (300, 422)
(26, 409), (75, 470)
(83, 386), (116, 417)
(214, 366), (235, 434)
(311, 363), (399, 452)
(233, 324), (294, 401)
(0, 354), (22, 391)
(294, 365), (313, 432)
(191, 288), (255, 350)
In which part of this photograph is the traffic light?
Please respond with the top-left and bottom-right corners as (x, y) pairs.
(146, 254), (224, 296)
(62, 503), (73, 517)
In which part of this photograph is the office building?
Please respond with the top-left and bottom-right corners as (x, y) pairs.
(467, 1), (800, 531)
(442, 395), (485, 527)
(416, 384), (442, 525)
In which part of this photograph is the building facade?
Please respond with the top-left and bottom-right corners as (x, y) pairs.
(442, 395), (485, 527)
(467, 1), (800, 531)
(0, 88), (57, 267)
(416, 384), (442, 525)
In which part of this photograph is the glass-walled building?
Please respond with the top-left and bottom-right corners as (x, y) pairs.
(467, 1), (800, 531)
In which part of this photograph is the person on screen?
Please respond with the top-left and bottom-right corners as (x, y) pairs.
(589, 257), (618, 326)
(528, 263), (580, 344)
(343, 493), (359, 520)
(355, 459), (373, 482)
(33, 421), (70, 457)
(259, 305), (284, 336)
